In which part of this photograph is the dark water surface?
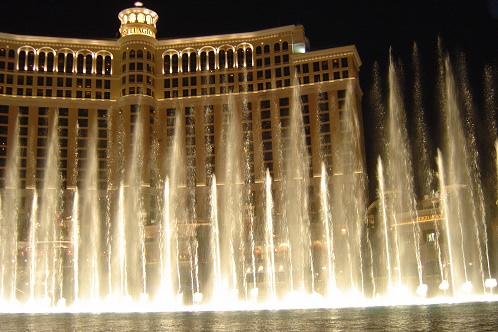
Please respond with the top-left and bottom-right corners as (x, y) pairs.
(1, 301), (497, 331)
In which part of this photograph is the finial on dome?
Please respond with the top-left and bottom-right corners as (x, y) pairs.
(134, 2), (144, 7)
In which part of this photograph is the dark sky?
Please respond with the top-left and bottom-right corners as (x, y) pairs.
(1, 0), (497, 197)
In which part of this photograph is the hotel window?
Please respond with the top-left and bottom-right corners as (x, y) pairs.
(219, 50), (226, 69)
(208, 51), (215, 69)
(246, 48), (253, 67)
(200, 52), (207, 70)
(163, 55), (170, 73)
(77, 54), (85, 73)
(47, 53), (54, 72)
(341, 57), (348, 67)
(172, 54), (178, 73)
(333, 59), (340, 69)
(227, 49), (234, 68)
(237, 49), (244, 68)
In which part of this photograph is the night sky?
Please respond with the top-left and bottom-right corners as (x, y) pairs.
(1, 0), (497, 197)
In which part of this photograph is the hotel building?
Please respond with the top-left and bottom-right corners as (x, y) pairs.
(0, 2), (365, 231)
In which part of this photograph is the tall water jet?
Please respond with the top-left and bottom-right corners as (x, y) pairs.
(320, 163), (336, 295)
(218, 93), (245, 300)
(71, 189), (80, 304)
(264, 169), (277, 300)
(411, 42), (435, 196)
(329, 79), (367, 295)
(282, 76), (313, 294)
(0, 115), (19, 304)
(376, 157), (393, 294)
(384, 52), (423, 294)
(438, 53), (491, 296)
(77, 118), (101, 303)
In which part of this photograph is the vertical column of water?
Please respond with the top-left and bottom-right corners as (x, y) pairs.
(332, 79), (367, 296)
(484, 66), (497, 292)
(386, 54), (422, 293)
(157, 178), (179, 306)
(411, 43), (435, 297)
(320, 163), (336, 295)
(264, 169), (277, 301)
(457, 53), (494, 292)
(161, 109), (185, 304)
(283, 76), (312, 294)
(78, 120), (101, 304)
(411, 43), (435, 200)
(436, 150), (456, 293)
(37, 112), (63, 305)
(209, 175), (222, 302)
(115, 182), (128, 300)
(439, 55), (477, 295)
(377, 158), (393, 293)
(221, 94), (244, 301)
(126, 103), (147, 300)
(0, 116), (20, 304)
(71, 190), (80, 305)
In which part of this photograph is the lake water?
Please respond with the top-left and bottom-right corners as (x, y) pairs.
(1, 301), (497, 331)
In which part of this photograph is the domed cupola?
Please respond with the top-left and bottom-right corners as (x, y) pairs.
(118, 2), (158, 39)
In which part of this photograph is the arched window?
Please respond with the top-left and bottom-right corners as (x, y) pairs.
(189, 52), (196, 72)
(256, 46), (262, 55)
(85, 54), (92, 74)
(77, 54), (84, 73)
(66, 54), (73, 73)
(200, 52), (207, 71)
(96, 55), (103, 75)
(27, 51), (35, 71)
(38, 52), (46, 71)
(182, 53), (189, 72)
(0, 48), (5, 57)
(171, 54), (178, 73)
(104, 56), (112, 75)
(274, 43), (280, 52)
(58, 53), (66, 73)
(8, 49), (15, 58)
(47, 53), (54, 72)
(163, 54), (170, 73)
(282, 42), (289, 51)
(208, 51), (215, 70)
(219, 50), (226, 69)
(137, 49), (143, 59)
(147, 51), (152, 60)
(227, 49), (234, 68)
(122, 51), (126, 60)
(237, 49), (244, 68)
(130, 50), (135, 59)
(263, 44), (270, 53)
(245, 48), (253, 68)
(18, 51), (27, 71)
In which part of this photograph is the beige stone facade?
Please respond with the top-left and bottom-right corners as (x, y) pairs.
(0, 3), (365, 226)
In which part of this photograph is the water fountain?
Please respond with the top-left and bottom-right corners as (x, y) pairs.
(0, 43), (497, 313)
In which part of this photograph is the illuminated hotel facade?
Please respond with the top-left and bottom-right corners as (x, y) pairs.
(0, 2), (365, 229)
